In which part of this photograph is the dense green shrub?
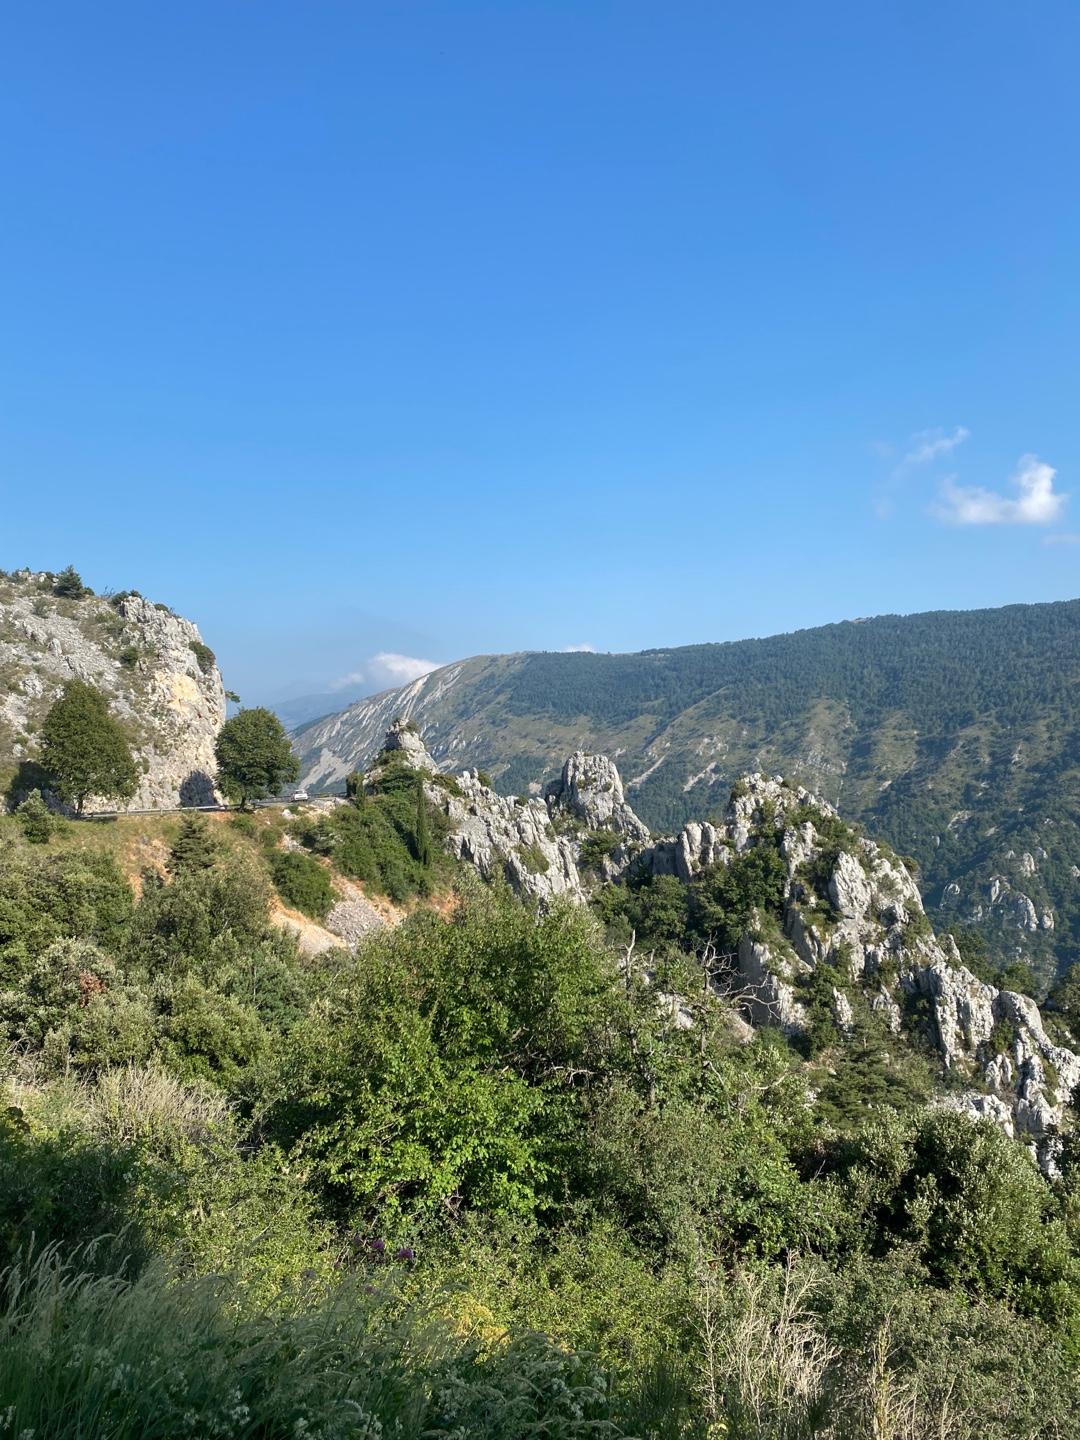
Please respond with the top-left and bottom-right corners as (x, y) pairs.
(257, 893), (610, 1228)
(832, 1108), (1080, 1328)
(126, 854), (274, 976)
(596, 838), (786, 957)
(0, 846), (135, 978)
(578, 827), (621, 869)
(270, 849), (335, 920)
(294, 768), (451, 903)
(167, 812), (220, 873)
(15, 788), (54, 842)
(189, 639), (216, 675)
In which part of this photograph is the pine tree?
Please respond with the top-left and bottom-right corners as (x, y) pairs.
(414, 780), (432, 868)
(39, 681), (138, 813)
(16, 789), (55, 843)
(168, 813), (219, 873)
(53, 564), (89, 598)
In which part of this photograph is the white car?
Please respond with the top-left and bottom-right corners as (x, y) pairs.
(292, 789), (309, 801)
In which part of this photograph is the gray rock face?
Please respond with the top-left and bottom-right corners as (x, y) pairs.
(436, 768), (588, 905)
(397, 735), (657, 906)
(674, 822), (728, 881)
(0, 573), (225, 811)
(380, 717), (440, 774)
(736, 934), (809, 1034)
(829, 850), (874, 921)
(941, 1092), (1016, 1139)
(373, 728), (1080, 1168)
(544, 752), (651, 844)
(964, 875), (1049, 934)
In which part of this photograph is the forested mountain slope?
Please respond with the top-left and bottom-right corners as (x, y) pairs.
(295, 599), (1080, 985)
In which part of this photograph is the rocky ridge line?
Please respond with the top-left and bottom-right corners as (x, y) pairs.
(382, 720), (1079, 1171)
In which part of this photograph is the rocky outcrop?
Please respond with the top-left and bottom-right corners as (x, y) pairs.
(390, 733), (659, 906)
(969, 875), (1051, 934)
(437, 768), (588, 905)
(368, 726), (1080, 1169)
(378, 717), (440, 775)
(736, 934), (809, 1034)
(657, 771), (1080, 1172)
(544, 752), (651, 845)
(0, 571), (225, 810)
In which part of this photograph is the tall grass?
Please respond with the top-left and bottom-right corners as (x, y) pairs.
(0, 1246), (622, 1440)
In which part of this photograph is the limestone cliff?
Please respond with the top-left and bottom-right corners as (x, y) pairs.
(0, 570), (225, 810)
(382, 721), (1079, 1170)
(650, 772), (1080, 1171)
(421, 737), (651, 906)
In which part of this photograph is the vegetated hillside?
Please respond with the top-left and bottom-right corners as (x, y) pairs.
(0, 567), (225, 810)
(295, 599), (1080, 987)
(7, 725), (1080, 1437)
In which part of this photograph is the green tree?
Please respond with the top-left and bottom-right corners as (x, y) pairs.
(414, 781), (432, 867)
(214, 708), (298, 808)
(168, 814), (219, 874)
(39, 681), (138, 813)
(53, 564), (89, 598)
(16, 789), (55, 843)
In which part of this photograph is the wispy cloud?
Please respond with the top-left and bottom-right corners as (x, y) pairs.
(1042, 531), (1080, 547)
(562, 642), (597, 653)
(875, 425), (970, 518)
(934, 455), (1067, 527)
(901, 425), (971, 468)
(332, 652), (439, 691)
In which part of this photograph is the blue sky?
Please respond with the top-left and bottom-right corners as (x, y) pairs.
(1, 1), (1077, 703)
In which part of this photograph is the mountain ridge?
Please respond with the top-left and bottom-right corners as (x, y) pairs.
(294, 598), (1080, 986)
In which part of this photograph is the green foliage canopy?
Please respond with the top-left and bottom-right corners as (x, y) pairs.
(214, 707), (298, 807)
(39, 681), (138, 812)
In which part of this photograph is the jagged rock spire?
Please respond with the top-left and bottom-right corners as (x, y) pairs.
(545, 752), (651, 844)
(381, 717), (439, 774)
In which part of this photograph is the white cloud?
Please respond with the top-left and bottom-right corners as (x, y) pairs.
(875, 425), (970, 518)
(935, 454), (1067, 527)
(331, 652), (439, 691)
(561, 642), (597, 653)
(1043, 532), (1080, 547)
(370, 652), (440, 684)
(902, 425), (970, 467)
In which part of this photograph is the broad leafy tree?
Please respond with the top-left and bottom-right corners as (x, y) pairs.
(39, 681), (138, 813)
(215, 707), (298, 808)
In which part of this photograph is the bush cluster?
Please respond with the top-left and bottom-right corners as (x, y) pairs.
(3, 812), (1080, 1435)
(294, 759), (450, 903)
